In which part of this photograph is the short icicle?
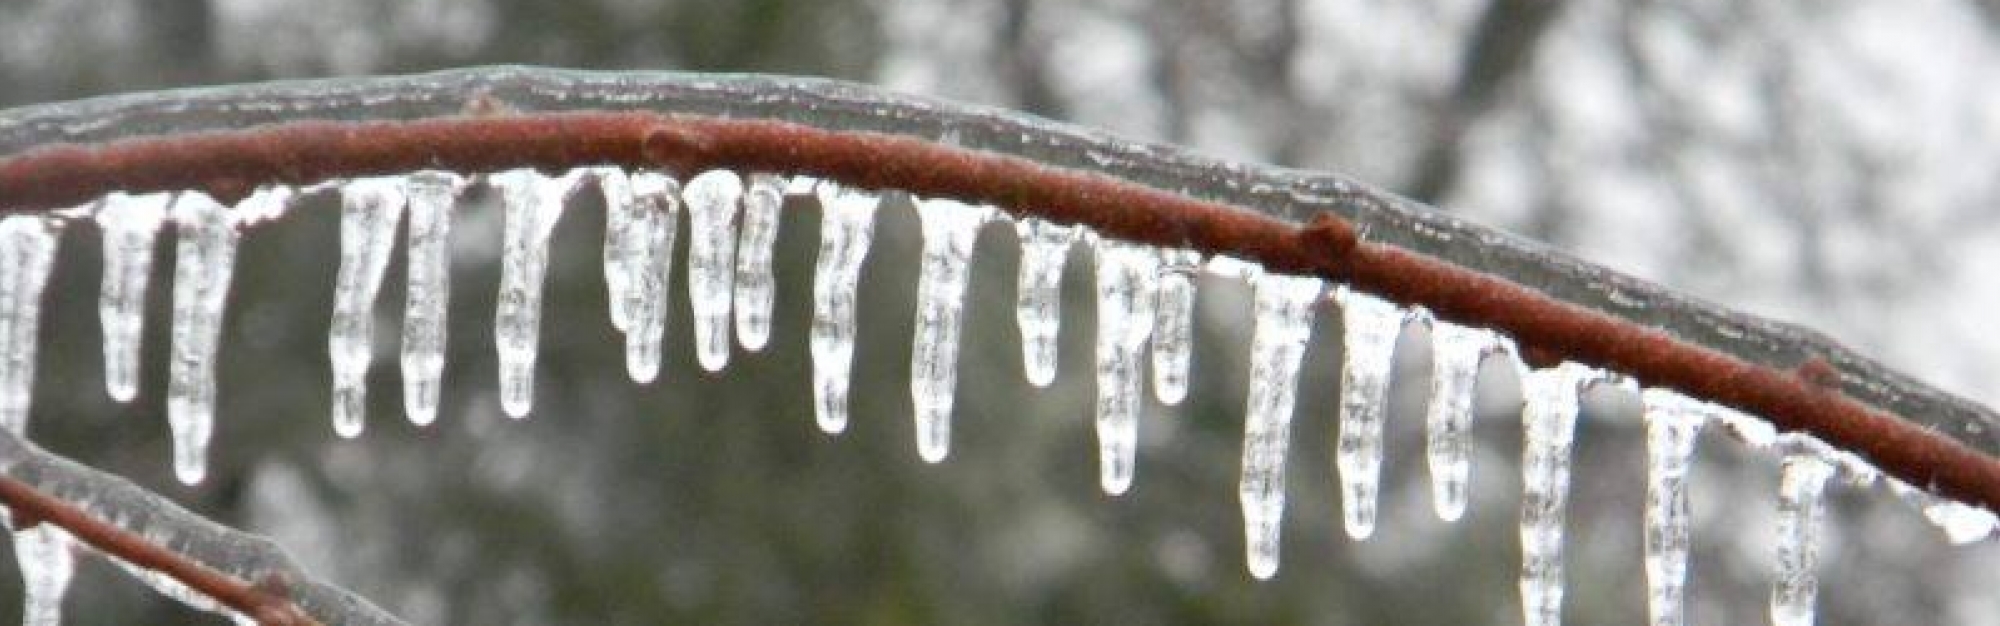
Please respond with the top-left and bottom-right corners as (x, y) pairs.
(1641, 389), (1708, 626)
(808, 183), (880, 434)
(1518, 361), (1600, 626)
(169, 189), (287, 484)
(733, 173), (784, 352)
(1425, 321), (1505, 522)
(491, 169), (580, 419)
(1014, 218), (1078, 387)
(1093, 240), (1161, 495)
(1332, 287), (1405, 540)
(683, 170), (743, 373)
(0, 217), (60, 435)
(1151, 249), (1200, 405)
(12, 524), (76, 626)
(1886, 480), (1998, 544)
(598, 169), (680, 384)
(1238, 269), (1322, 579)
(95, 193), (172, 403)
(400, 171), (467, 426)
(910, 198), (991, 463)
(1771, 452), (1835, 626)
(329, 177), (408, 438)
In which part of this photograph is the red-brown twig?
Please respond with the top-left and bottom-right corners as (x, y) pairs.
(0, 111), (1995, 516)
(0, 474), (318, 625)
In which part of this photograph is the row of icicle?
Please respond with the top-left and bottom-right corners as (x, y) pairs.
(0, 166), (1995, 626)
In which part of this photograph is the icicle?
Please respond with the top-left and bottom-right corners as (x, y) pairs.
(809, 183), (880, 434)
(683, 170), (742, 373)
(598, 169), (680, 384)
(1014, 218), (1078, 387)
(733, 173), (784, 352)
(1771, 453), (1834, 626)
(0, 217), (59, 435)
(1237, 270), (1321, 579)
(399, 172), (466, 426)
(1332, 287), (1404, 540)
(168, 190), (286, 485)
(12, 524), (75, 626)
(910, 199), (991, 463)
(1518, 362), (1599, 626)
(328, 177), (407, 438)
(490, 169), (579, 419)
(1886, 480), (1997, 544)
(1424, 321), (1501, 522)
(95, 193), (171, 403)
(1641, 389), (1708, 626)
(1151, 249), (1199, 405)
(1093, 241), (1161, 494)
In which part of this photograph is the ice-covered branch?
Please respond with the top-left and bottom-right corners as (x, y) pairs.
(0, 431), (406, 625)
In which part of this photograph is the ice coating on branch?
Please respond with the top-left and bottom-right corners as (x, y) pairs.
(0, 217), (59, 435)
(1641, 388), (1708, 626)
(598, 169), (680, 384)
(809, 183), (879, 434)
(910, 198), (991, 463)
(1151, 249), (1200, 405)
(1093, 241), (1161, 494)
(684, 170), (743, 373)
(1886, 480), (1997, 544)
(13, 524), (75, 626)
(491, 169), (579, 419)
(1772, 453), (1834, 626)
(399, 172), (466, 426)
(1518, 362), (1600, 626)
(1014, 218), (1077, 387)
(169, 190), (283, 485)
(1425, 320), (1505, 522)
(733, 174), (784, 352)
(1238, 270), (1320, 579)
(328, 177), (407, 438)
(95, 193), (171, 404)
(1333, 287), (1404, 539)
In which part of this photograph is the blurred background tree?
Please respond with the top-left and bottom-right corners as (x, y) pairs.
(3, 0), (1998, 623)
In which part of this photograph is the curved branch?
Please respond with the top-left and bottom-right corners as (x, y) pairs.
(0, 68), (1994, 508)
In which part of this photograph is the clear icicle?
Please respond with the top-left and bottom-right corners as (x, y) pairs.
(1886, 480), (1997, 545)
(95, 193), (172, 404)
(1014, 218), (1077, 387)
(809, 183), (880, 434)
(1151, 249), (1200, 405)
(598, 169), (680, 384)
(1425, 321), (1503, 522)
(683, 170), (742, 373)
(1641, 389), (1708, 626)
(1332, 287), (1404, 540)
(0, 217), (59, 435)
(1518, 362), (1599, 626)
(328, 177), (407, 438)
(169, 190), (285, 485)
(1772, 453), (1835, 626)
(491, 169), (579, 419)
(13, 524), (75, 626)
(399, 171), (466, 426)
(1093, 241), (1161, 495)
(1237, 270), (1321, 579)
(910, 199), (991, 463)
(733, 173), (784, 352)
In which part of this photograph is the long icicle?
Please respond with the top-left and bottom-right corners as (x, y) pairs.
(1641, 389), (1708, 626)
(168, 189), (288, 485)
(598, 169), (680, 384)
(1238, 270), (1321, 579)
(1771, 452), (1835, 626)
(910, 198), (990, 463)
(12, 523), (75, 626)
(399, 171), (466, 426)
(329, 177), (408, 438)
(1093, 240), (1160, 495)
(808, 183), (879, 434)
(1151, 249), (1200, 405)
(95, 193), (171, 404)
(491, 169), (579, 419)
(733, 173), (784, 352)
(683, 169), (742, 373)
(1014, 218), (1077, 387)
(1425, 320), (1504, 522)
(1333, 287), (1405, 540)
(1518, 362), (1598, 626)
(0, 217), (60, 436)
